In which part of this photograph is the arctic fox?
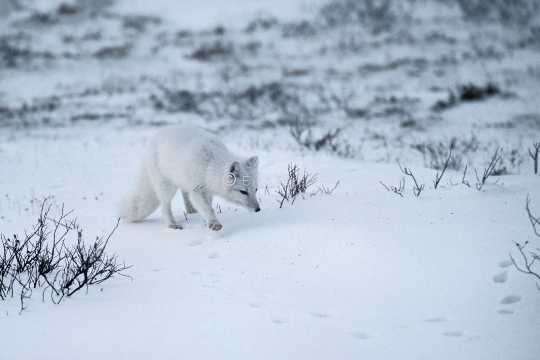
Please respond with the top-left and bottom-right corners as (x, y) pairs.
(118, 124), (260, 231)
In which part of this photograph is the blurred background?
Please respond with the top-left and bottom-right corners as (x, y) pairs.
(1, 0), (539, 172)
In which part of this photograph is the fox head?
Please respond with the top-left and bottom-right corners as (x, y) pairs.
(224, 156), (260, 212)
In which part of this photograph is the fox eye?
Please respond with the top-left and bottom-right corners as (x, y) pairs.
(239, 190), (248, 195)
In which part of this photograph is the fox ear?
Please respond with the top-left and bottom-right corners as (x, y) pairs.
(229, 161), (241, 175)
(246, 156), (258, 169)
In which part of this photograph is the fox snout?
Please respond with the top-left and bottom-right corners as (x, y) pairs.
(255, 207), (260, 212)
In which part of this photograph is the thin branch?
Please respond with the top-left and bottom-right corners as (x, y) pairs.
(433, 149), (451, 189)
(526, 194), (540, 237)
(399, 163), (424, 196)
(312, 181), (340, 195)
(380, 177), (405, 197)
(511, 195), (540, 290)
(475, 147), (501, 190)
(529, 142), (539, 174)
(510, 242), (540, 281)
(462, 164), (470, 187)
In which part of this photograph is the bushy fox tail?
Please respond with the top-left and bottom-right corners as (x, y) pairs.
(117, 161), (160, 222)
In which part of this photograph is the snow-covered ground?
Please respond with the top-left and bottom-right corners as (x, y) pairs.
(1, 127), (539, 359)
(1, 0), (540, 359)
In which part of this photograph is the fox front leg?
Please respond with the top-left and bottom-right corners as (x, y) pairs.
(182, 191), (198, 214)
(188, 190), (222, 231)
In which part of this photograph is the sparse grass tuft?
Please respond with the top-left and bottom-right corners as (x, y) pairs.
(312, 181), (340, 195)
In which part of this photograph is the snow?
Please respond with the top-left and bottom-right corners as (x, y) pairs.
(112, 0), (320, 30)
(1, 128), (539, 359)
(1, 0), (540, 359)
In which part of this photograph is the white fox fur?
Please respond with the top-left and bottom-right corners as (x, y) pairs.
(118, 124), (260, 231)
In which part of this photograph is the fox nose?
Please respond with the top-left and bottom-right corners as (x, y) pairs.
(255, 207), (260, 212)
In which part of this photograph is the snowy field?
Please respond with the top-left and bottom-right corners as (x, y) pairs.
(1, 0), (540, 359)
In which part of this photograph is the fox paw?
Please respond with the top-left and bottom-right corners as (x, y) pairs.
(168, 224), (183, 230)
(208, 221), (222, 231)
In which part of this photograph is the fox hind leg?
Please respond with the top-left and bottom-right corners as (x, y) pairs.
(160, 188), (180, 229)
(149, 173), (181, 229)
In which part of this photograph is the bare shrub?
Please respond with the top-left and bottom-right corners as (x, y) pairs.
(238, 83), (287, 106)
(491, 147), (524, 175)
(57, 3), (78, 15)
(154, 88), (199, 114)
(52, 227), (128, 303)
(380, 177), (405, 197)
(475, 147), (501, 190)
(276, 164), (317, 208)
(431, 91), (458, 112)
(0, 200), (130, 313)
(122, 15), (161, 32)
(511, 196), (540, 290)
(0, 33), (32, 68)
(190, 41), (233, 61)
(412, 135), (478, 171)
(432, 83), (501, 111)
(399, 163), (424, 196)
(460, 83), (500, 101)
(290, 121), (341, 151)
(451, 0), (540, 26)
(245, 16), (279, 33)
(320, 0), (396, 33)
(289, 119), (355, 157)
(282, 21), (316, 38)
(151, 82), (308, 123)
(94, 45), (130, 59)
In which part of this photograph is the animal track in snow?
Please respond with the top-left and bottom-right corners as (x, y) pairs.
(189, 239), (203, 246)
(424, 317), (448, 323)
(500, 295), (521, 304)
(498, 259), (513, 268)
(271, 316), (290, 324)
(498, 309), (514, 315)
(492, 270), (508, 283)
(310, 310), (336, 318)
(443, 330), (464, 338)
(351, 331), (378, 340)
(208, 251), (221, 259)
